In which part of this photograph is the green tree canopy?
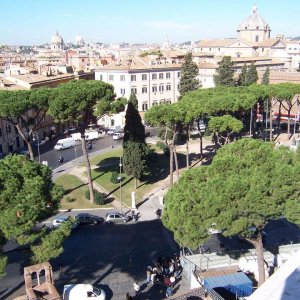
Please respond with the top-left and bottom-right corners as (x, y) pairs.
(179, 52), (199, 98)
(0, 88), (52, 160)
(213, 56), (235, 87)
(49, 80), (115, 203)
(163, 139), (300, 285)
(209, 115), (243, 145)
(0, 155), (64, 275)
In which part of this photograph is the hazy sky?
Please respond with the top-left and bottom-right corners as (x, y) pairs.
(0, 0), (299, 45)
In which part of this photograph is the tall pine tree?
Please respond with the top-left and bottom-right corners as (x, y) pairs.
(213, 56), (235, 86)
(179, 52), (199, 98)
(123, 102), (148, 189)
(128, 92), (138, 110)
(237, 63), (248, 86)
(261, 67), (270, 85)
(245, 62), (258, 85)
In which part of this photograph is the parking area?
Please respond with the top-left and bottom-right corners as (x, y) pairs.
(2, 216), (190, 300)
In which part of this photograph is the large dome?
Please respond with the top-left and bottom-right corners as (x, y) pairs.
(75, 35), (84, 45)
(239, 5), (268, 30)
(51, 31), (64, 45)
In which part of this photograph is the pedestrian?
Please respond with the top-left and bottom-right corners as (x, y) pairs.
(125, 292), (133, 300)
(151, 270), (157, 284)
(58, 260), (63, 274)
(166, 286), (173, 298)
(131, 209), (135, 219)
(133, 282), (140, 297)
(146, 266), (152, 284)
(155, 208), (162, 219)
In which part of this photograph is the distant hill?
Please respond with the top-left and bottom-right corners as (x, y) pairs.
(292, 36), (300, 40)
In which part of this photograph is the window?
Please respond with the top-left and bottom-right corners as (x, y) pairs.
(153, 101), (158, 106)
(159, 99), (165, 104)
(82, 59), (84, 62)
(0, 128), (2, 137)
(256, 26), (259, 29)
(177, 84), (180, 90)
(159, 85), (164, 92)
(209, 48), (211, 51)
(142, 86), (147, 93)
(142, 74), (147, 80)
(166, 72), (171, 79)
(218, 48), (220, 51)
(142, 103), (148, 111)
(152, 86), (157, 93)
(99, 75), (103, 81)
(131, 75), (136, 81)
(6, 124), (11, 134)
(131, 88), (137, 94)
(109, 74), (114, 81)
(120, 88), (125, 95)
(262, 48), (264, 52)
(166, 84), (171, 91)
(120, 75), (125, 81)
(152, 73), (157, 80)
(255, 35), (259, 42)
(159, 73), (164, 79)
(177, 72), (181, 78)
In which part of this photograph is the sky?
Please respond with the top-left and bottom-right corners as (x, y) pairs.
(0, 0), (299, 45)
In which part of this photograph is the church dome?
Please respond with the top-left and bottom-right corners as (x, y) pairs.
(239, 5), (269, 30)
(51, 31), (64, 45)
(75, 35), (84, 45)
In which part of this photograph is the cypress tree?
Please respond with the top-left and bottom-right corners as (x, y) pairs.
(179, 52), (199, 98)
(237, 63), (248, 86)
(261, 67), (270, 85)
(128, 92), (138, 110)
(213, 56), (235, 86)
(245, 62), (258, 85)
(122, 102), (148, 188)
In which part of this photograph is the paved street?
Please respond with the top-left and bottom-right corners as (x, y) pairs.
(1, 212), (190, 300)
(34, 127), (158, 170)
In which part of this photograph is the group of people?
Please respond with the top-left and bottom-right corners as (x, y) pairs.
(125, 255), (182, 299)
(146, 255), (182, 298)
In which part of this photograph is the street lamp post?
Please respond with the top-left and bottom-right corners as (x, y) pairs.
(32, 132), (40, 163)
(118, 157), (123, 213)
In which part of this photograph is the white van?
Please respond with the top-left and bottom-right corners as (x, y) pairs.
(54, 137), (76, 150)
(63, 284), (106, 300)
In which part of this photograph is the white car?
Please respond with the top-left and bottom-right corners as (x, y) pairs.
(52, 216), (78, 229)
(112, 132), (124, 140)
(105, 212), (130, 223)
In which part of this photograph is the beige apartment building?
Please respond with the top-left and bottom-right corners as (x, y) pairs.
(95, 55), (183, 112)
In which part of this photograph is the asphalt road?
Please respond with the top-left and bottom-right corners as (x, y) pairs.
(34, 127), (158, 169)
(1, 211), (189, 300)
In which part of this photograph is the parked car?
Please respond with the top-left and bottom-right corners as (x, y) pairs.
(107, 128), (116, 135)
(52, 216), (78, 229)
(105, 212), (131, 223)
(75, 213), (104, 225)
(112, 132), (124, 140)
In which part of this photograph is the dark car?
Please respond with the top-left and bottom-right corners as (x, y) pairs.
(75, 213), (103, 225)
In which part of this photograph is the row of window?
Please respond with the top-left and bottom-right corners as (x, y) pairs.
(129, 84), (175, 95)
(141, 100), (172, 111)
(105, 72), (181, 82)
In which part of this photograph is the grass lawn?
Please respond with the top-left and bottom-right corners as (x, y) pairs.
(55, 174), (113, 209)
(88, 147), (173, 207)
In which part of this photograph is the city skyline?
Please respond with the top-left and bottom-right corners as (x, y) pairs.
(0, 0), (299, 45)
